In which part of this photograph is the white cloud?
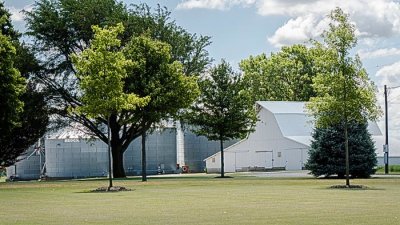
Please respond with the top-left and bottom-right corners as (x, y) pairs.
(268, 15), (329, 47)
(376, 62), (400, 139)
(8, 7), (24, 22)
(360, 38), (380, 47)
(7, 5), (32, 22)
(178, 0), (400, 48)
(255, 0), (337, 16)
(376, 62), (400, 85)
(358, 48), (400, 60)
(176, 0), (255, 10)
(263, 0), (400, 47)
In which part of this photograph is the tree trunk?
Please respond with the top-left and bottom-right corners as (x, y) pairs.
(111, 145), (126, 178)
(141, 132), (147, 182)
(220, 139), (224, 178)
(107, 116), (113, 189)
(344, 121), (350, 186)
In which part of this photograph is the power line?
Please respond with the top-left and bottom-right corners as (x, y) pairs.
(388, 85), (400, 90)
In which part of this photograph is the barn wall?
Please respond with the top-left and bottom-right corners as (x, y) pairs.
(184, 131), (237, 172)
(205, 108), (310, 172)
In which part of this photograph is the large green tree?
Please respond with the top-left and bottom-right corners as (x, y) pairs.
(306, 8), (381, 186)
(0, 15), (26, 165)
(71, 23), (149, 189)
(123, 34), (199, 181)
(240, 44), (319, 102)
(184, 60), (257, 178)
(0, 3), (49, 167)
(306, 121), (377, 178)
(25, 0), (210, 178)
(0, 2), (49, 166)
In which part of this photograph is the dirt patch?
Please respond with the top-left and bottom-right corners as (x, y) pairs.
(330, 184), (368, 189)
(91, 186), (132, 192)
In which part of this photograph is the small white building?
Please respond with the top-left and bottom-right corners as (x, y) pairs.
(205, 101), (400, 173)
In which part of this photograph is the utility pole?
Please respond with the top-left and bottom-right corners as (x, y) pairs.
(384, 85), (389, 174)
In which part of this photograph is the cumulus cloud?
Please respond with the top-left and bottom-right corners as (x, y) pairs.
(262, 0), (400, 47)
(376, 62), (400, 86)
(358, 48), (400, 60)
(376, 62), (400, 139)
(177, 0), (400, 47)
(268, 14), (329, 47)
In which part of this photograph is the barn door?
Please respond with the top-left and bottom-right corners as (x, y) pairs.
(284, 149), (303, 170)
(255, 151), (273, 169)
(265, 151), (273, 169)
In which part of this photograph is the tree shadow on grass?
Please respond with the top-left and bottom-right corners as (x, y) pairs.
(214, 176), (233, 179)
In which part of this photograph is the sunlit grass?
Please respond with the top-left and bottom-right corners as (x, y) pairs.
(0, 174), (399, 225)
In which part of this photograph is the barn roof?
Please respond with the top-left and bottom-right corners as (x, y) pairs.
(257, 101), (382, 136)
(257, 101), (307, 114)
(257, 101), (399, 156)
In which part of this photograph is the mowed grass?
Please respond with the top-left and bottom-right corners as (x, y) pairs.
(1, 174), (400, 225)
(376, 165), (400, 174)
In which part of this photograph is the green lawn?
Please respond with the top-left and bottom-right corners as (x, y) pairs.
(376, 165), (400, 174)
(0, 174), (399, 225)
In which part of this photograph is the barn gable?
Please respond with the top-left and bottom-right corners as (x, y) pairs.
(205, 101), (400, 173)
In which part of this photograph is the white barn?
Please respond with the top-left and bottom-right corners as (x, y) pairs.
(205, 101), (400, 173)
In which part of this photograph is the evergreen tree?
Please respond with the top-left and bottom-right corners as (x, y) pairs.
(306, 121), (377, 178)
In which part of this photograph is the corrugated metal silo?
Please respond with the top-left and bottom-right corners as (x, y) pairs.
(124, 128), (177, 175)
(6, 146), (45, 180)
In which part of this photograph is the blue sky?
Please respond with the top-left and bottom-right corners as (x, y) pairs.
(4, 0), (400, 139)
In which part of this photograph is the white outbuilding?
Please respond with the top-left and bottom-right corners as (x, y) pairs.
(205, 101), (400, 173)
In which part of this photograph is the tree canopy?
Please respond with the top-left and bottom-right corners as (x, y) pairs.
(1, 3), (49, 166)
(25, 0), (209, 177)
(306, 9), (380, 128)
(0, 15), (26, 166)
(306, 8), (381, 186)
(0, 16), (25, 132)
(123, 31), (199, 181)
(240, 44), (319, 102)
(71, 23), (149, 119)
